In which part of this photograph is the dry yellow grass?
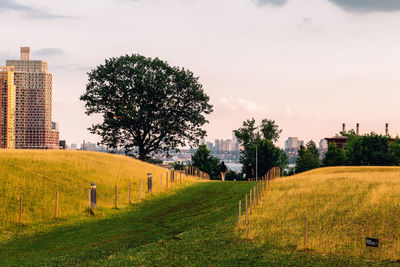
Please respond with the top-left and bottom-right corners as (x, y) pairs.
(0, 150), (199, 229)
(243, 167), (400, 261)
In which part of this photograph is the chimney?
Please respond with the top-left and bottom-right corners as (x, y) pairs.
(342, 123), (346, 134)
(20, 47), (30, 61)
(386, 123), (389, 136)
(356, 123), (359, 135)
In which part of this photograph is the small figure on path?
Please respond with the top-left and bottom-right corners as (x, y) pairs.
(220, 161), (228, 181)
(246, 162), (254, 181)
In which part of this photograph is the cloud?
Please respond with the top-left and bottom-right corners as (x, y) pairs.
(220, 97), (266, 113)
(253, 0), (288, 7)
(0, 0), (73, 19)
(328, 0), (400, 13)
(33, 48), (64, 58)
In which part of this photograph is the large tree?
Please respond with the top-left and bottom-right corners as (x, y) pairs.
(80, 54), (213, 160)
(234, 118), (287, 178)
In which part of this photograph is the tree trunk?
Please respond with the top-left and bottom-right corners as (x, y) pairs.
(138, 146), (147, 161)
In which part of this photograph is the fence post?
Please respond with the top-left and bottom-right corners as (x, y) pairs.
(55, 191), (59, 218)
(304, 216), (308, 248)
(128, 182), (131, 204)
(140, 178), (143, 199)
(254, 186), (257, 206)
(238, 200), (241, 230)
(88, 188), (91, 213)
(245, 194), (249, 239)
(249, 189), (252, 214)
(115, 185), (118, 208)
(19, 196), (22, 223)
(166, 172), (169, 190)
(161, 174), (163, 192)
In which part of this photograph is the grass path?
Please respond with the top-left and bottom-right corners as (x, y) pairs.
(0, 181), (384, 266)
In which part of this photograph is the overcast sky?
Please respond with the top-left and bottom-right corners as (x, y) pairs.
(2, 0), (400, 148)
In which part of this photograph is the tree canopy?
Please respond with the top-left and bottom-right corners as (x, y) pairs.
(234, 118), (287, 178)
(295, 141), (321, 173)
(80, 54), (213, 160)
(191, 145), (221, 179)
(322, 142), (344, 167)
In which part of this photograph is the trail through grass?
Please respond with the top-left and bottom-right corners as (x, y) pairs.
(0, 181), (378, 266)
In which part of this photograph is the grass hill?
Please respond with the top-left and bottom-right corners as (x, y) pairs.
(1, 160), (399, 265)
(0, 150), (197, 229)
(246, 166), (400, 262)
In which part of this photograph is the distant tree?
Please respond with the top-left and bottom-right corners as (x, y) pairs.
(225, 170), (244, 181)
(344, 133), (394, 166)
(389, 139), (400, 166)
(296, 141), (321, 173)
(191, 145), (221, 179)
(323, 142), (344, 167)
(80, 54), (213, 160)
(234, 118), (287, 178)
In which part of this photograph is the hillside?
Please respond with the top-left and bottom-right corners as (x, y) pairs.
(0, 150), (198, 229)
(246, 166), (400, 262)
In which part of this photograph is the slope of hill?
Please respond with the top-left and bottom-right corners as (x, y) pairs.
(246, 166), (400, 262)
(0, 181), (366, 266)
(0, 150), (197, 229)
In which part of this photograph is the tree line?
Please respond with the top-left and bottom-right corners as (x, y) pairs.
(294, 132), (400, 174)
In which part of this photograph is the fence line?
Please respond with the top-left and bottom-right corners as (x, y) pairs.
(11, 168), (207, 225)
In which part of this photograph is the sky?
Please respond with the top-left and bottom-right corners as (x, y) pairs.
(1, 0), (400, 148)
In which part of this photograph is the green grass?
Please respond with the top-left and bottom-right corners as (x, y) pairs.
(1, 159), (399, 266)
(0, 180), (385, 266)
(0, 150), (198, 229)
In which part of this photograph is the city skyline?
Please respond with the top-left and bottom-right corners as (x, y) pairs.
(2, 0), (400, 148)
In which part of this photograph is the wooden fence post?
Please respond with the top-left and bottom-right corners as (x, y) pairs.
(19, 196), (22, 223)
(128, 182), (131, 204)
(115, 185), (118, 208)
(304, 216), (308, 248)
(140, 178), (143, 199)
(55, 191), (59, 218)
(238, 200), (241, 230)
(161, 174), (163, 192)
(254, 186), (257, 206)
(166, 172), (169, 190)
(249, 189), (252, 214)
(245, 194), (249, 239)
(88, 188), (91, 213)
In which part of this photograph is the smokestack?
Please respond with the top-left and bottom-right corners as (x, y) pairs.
(20, 47), (30, 61)
(386, 123), (389, 136)
(342, 123), (346, 134)
(356, 123), (359, 135)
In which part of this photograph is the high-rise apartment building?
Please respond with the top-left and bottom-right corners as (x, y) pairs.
(0, 47), (59, 149)
(0, 66), (16, 148)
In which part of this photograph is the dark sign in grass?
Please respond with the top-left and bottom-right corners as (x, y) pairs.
(366, 238), (379, 247)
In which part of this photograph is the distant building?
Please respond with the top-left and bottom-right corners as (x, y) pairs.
(59, 140), (66, 149)
(214, 139), (220, 152)
(206, 141), (213, 151)
(319, 139), (328, 150)
(0, 66), (16, 148)
(1, 47), (59, 149)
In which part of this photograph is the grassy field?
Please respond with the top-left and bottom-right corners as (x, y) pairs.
(0, 150), (198, 229)
(1, 158), (399, 265)
(246, 166), (400, 263)
(0, 181), (372, 266)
